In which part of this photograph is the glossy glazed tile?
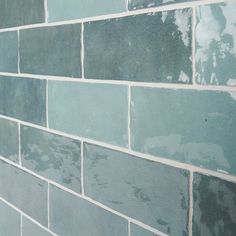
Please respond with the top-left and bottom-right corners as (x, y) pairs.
(47, 0), (126, 22)
(0, 0), (45, 29)
(196, 2), (236, 86)
(0, 76), (46, 126)
(130, 224), (158, 236)
(84, 143), (189, 235)
(193, 173), (236, 236)
(48, 81), (128, 147)
(0, 160), (48, 226)
(49, 185), (128, 236)
(20, 24), (81, 77)
(131, 87), (236, 175)
(84, 9), (192, 83)
(0, 31), (18, 72)
(21, 125), (81, 193)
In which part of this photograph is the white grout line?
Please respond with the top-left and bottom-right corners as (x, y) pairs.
(128, 220), (131, 236)
(47, 182), (50, 229)
(18, 123), (22, 166)
(44, 0), (48, 23)
(128, 85), (131, 149)
(188, 171), (193, 236)
(81, 141), (85, 195)
(126, 0), (130, 12)
(46, 79), (49, 128)
(192, 6), (196, 85)
(20, 213), (23, 236)
(81, 22), (85, 79)
(17, 30), (20, 73)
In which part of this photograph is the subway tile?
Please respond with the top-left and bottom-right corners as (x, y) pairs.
(48, 81), (128, 147)
(0, 118), (19, 163)
(131, 87), (236, 175)
(130, 224), (158, 236)
(49, 185), (128, 236)
(193, 173), (236, 236)
(84, 143), (189, 235)
(21, 125), (81, 193)
(47, 0), (126, 22)
(195, 2), (236, 86)
(0, 31), (18, 72)
(84, 9), (192, 83)
(0, 160), (48, 226)
(20, 24), (81, 77)
(0, 0), (45, 29)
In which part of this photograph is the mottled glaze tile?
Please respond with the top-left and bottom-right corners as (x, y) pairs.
(196, 2), (236, 86)
(130, 224), (158, 236)
(21, 125), (81, 193)
(84, 143), (189, 235)
(0, 160), (48, 226)
(49, 185), (128, 236)
(193, 173), (236, 236)
(84, 9), (192, 83)
(131, 87), (236, 175)
(20, 24), (81, 77)
(0, 31), (18, 72)
(0, 0), (45, 29)
(48, 81), (128, 147)
(47, 0), (126, 22)
(0, 76), (46, 126)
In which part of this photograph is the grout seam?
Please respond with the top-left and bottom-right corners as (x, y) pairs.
(81, 22), (84, 79)
(46, 79), (49, 128)
(18, 123), (22, 166)
(17, 30), (20, 73)
(81, 141), (84, 195)
(192, 6), (196, 85)
(47, 182), (50, 229)
(128, 85), (131, 149)
(128, 220), (131, 236)
(188, 171), (193, 236)
(44, 0), (48, 23)
(20, 213), (23, 236)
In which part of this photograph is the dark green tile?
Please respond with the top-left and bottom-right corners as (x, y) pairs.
(130, 224), (158, 236)
(84, 9), (192, 83)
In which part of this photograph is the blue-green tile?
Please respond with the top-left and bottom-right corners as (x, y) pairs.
(0, 76), (46, 126)
(21, 125), (81, 193)
(84, 9), (192, 83)
(48, 81), (128, 147)
(130, 224), (158, 236)
(193, 173), (236, 236)
(131, 87), (236, 175)
(84, 143), (189, 235)
(20, 24), (81, 77)
(0, 160), (48, 226)
(50, 185), (128, 236)
(0, 31), (18, 72)
(196, 2), (236, 86)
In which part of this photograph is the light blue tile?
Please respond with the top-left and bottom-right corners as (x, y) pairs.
(130, 224), (158, 236)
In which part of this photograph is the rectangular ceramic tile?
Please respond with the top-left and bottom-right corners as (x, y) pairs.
(0, 0), (45, 29)
(0, 118), (19, 163)
(49, 185), (128, 236)
(195, 2), (236, 86)
(84, 143), (189, 235)
(0, 76), (46, 126)
(0, 160), (48, 226)
(0, 31), (18, 72)
(20, 24), (81, 77)
(47, 0), (126, 22)
(0, 200), (20, 236)
(131, 87), (236, 175)
(21, 125), (81, 193)
(130, 224), (158, 236)
(84, 9), (192, 83)
(193, 173), (236, 236)
(48, 81), (128, 147)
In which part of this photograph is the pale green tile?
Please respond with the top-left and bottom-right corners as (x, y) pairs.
(130, 224), (158, 236)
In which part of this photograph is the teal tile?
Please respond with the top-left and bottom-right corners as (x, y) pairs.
(196, 2), (236, 86)
(21, 125), (81, 193)
(50, 185), (128, 236)
(130, 224), (158, 236)
(47, 0), (126, 22)
(0, 76), (46, 126)
(84, 9), (192, 83)
(0, 160), (48, 226)
(131, 87), (236, 175)
(193, 173), (236, 236)
(0, 0), (45, 29)
(20, 24), (81, 77)
(84, 143), (189, 235)
(48, 81), (128, 147)
(0, 31), (18, 72)
(0, 118), (18, 163)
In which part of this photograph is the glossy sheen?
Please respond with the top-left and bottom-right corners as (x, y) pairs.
(50, 185), (128, 236)
(84, 9), (192, 83)
(193, 173), (236, 236)
(47, 0), (126, 22)
(0, 31), (18, 72)
(48, 81), (128, 147)
(131, 87), (236, 175)
(130, 224), (158, 236)
(0, 160), (48, 226)
(0, 0), (45, 29)
(21, 125), (81, 193)
(0, 76), (46, 126)
(84, 143), (189, 235)
(196, 2), (236, 86)
(20, 24), (81, 77)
